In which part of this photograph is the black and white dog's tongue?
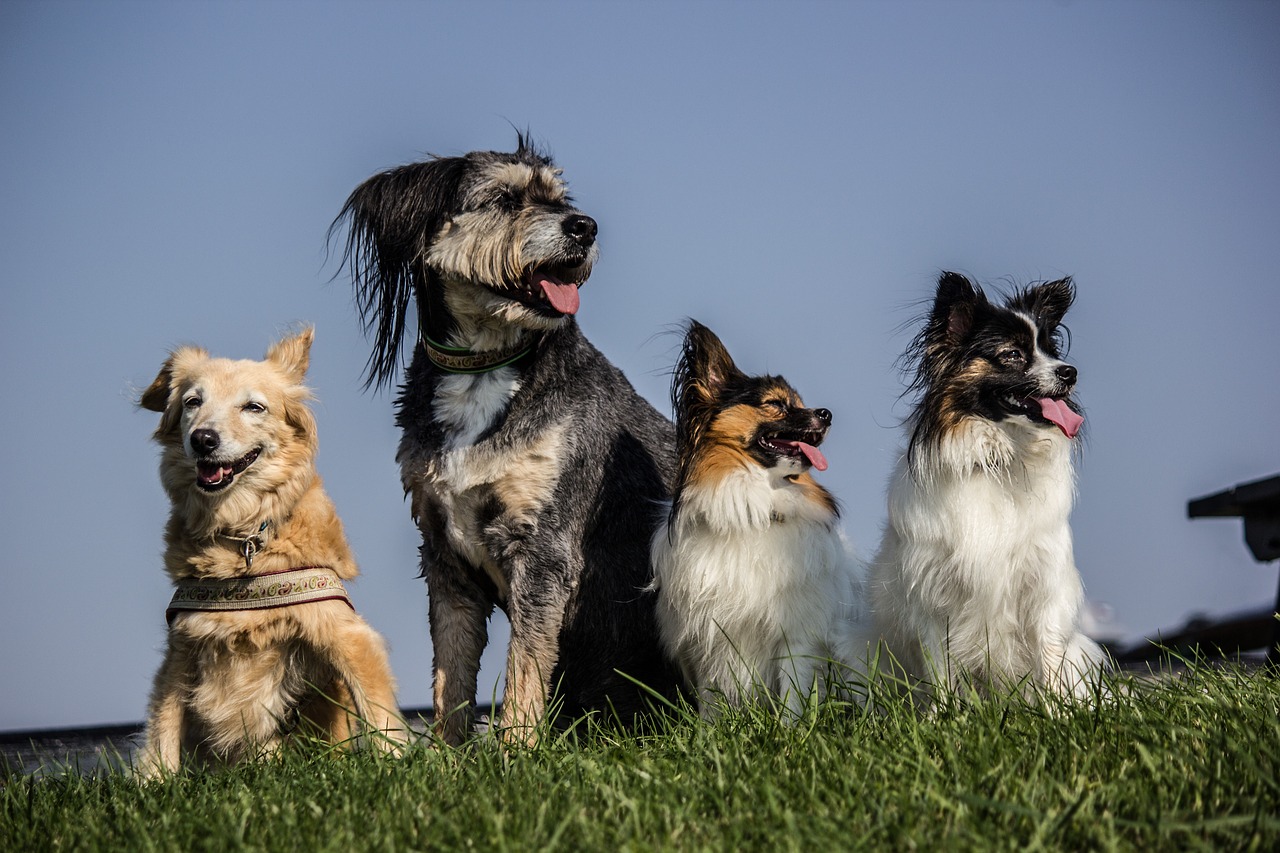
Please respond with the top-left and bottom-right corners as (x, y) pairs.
(1036, 397), (1084, 438)
(536, 274), (580, 315)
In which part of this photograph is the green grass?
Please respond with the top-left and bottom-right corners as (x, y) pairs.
(3, 663), (1278, 852)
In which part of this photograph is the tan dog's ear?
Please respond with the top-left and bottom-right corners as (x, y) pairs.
(139, 359), (176, 412)
(139, 346), (209, 412)
(266, 327), (314, 383)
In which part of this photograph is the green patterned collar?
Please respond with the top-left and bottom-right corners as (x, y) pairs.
(422, 333), (535, 374)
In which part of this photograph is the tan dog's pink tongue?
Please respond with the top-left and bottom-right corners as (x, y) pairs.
(1036, 397), (1084, 438)
(197, 462), (232, 486)
(798, 442), (828, 472)
(537, 274), (580, 315)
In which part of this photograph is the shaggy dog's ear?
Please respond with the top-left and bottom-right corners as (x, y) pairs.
(266, 327), (314, 384)
(331, 156), (469, 390)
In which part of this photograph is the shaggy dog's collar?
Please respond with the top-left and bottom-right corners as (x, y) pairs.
(166, 567), (353, 625)
(422, 333), (536, 374)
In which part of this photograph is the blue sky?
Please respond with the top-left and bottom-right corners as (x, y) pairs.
(2, 0), (1277, 731)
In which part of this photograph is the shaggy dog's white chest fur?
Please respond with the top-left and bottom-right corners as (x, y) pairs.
(401, 367), (565, 603)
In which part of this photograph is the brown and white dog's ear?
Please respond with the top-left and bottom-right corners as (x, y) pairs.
(266, 327), (314, 384)
(678, 320), (744, 408)
(139, 345), (209, 412)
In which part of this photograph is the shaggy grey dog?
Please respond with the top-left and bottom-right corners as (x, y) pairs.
(332, 136), (678, 744)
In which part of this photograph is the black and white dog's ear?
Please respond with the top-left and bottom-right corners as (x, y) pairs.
(931, 271), (982, 345)
(330, 156), (469, 390)
(1026, 276), (1076, 330)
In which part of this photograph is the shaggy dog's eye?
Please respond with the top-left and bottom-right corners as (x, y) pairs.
(242, 402), (266, 414)
(997, 349), (1026, 368)
(763, 400), (788, 416)
(183, 396), (201, 410)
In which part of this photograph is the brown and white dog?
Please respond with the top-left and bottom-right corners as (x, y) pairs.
(331, 137), (679, 744)
(650, 321), (868, 716)
(137, 328), (406, 775)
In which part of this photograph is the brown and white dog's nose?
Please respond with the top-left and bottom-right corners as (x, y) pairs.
(561, 214), (598, 247)
(1055, 365), (1078, 386)
(190, 428), (220, 455)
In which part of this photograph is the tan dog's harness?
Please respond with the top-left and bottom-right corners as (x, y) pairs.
(166, 567), (354, 625)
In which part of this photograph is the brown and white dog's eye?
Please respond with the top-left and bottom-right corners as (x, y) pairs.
(183, 395), (202, 410)
(242, 401), (267, 414)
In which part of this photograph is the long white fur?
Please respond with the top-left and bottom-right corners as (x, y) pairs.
(652, 456), (866, 716)
(871, 408), (1105, 700)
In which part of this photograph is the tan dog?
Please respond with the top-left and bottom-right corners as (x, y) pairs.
(137, 328), (406, 776)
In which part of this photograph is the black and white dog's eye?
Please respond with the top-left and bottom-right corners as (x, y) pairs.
(997, 349), (1026, 367)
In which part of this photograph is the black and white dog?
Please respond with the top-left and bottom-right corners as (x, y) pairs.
(870, 272), (1106, 700)
(332, 137), (678, 744)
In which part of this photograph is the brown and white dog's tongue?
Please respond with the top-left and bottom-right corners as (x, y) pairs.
(536, 274), (580, 315)
(1036, 397), (1084, 439)
(797, 442), (828, 472)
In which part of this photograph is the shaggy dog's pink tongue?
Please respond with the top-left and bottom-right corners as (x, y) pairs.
(797, 442), (828, 472)
(1036, 397), (1084, 439)
(537, 274), (580, 315)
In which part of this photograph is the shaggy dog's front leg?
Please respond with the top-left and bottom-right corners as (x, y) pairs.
(426, 556), (492, 746)
(498, 556), (573, 746)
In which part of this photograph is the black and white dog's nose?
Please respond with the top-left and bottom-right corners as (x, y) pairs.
(561, 214), (598, 247)
(1055, 364), (1078, 385)
(190, 428), (220, 454)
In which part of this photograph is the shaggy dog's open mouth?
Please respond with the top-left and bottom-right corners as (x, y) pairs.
(511, 264), (588, 317)
(194, 448), (261, 492)
(759, 429), (829, 471)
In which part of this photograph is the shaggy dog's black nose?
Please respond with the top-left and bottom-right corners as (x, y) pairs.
(190, 428), (220, 454)
(1055, 365), (1077, 385)
(562, 214), (598, 247)
(814, 408), (832, 425)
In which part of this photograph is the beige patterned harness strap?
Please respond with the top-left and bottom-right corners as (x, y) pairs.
(166, 567), (354, 625)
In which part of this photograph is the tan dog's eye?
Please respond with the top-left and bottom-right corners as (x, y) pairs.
(242, 402), (266, 414)
(183, 396), (201, 410)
